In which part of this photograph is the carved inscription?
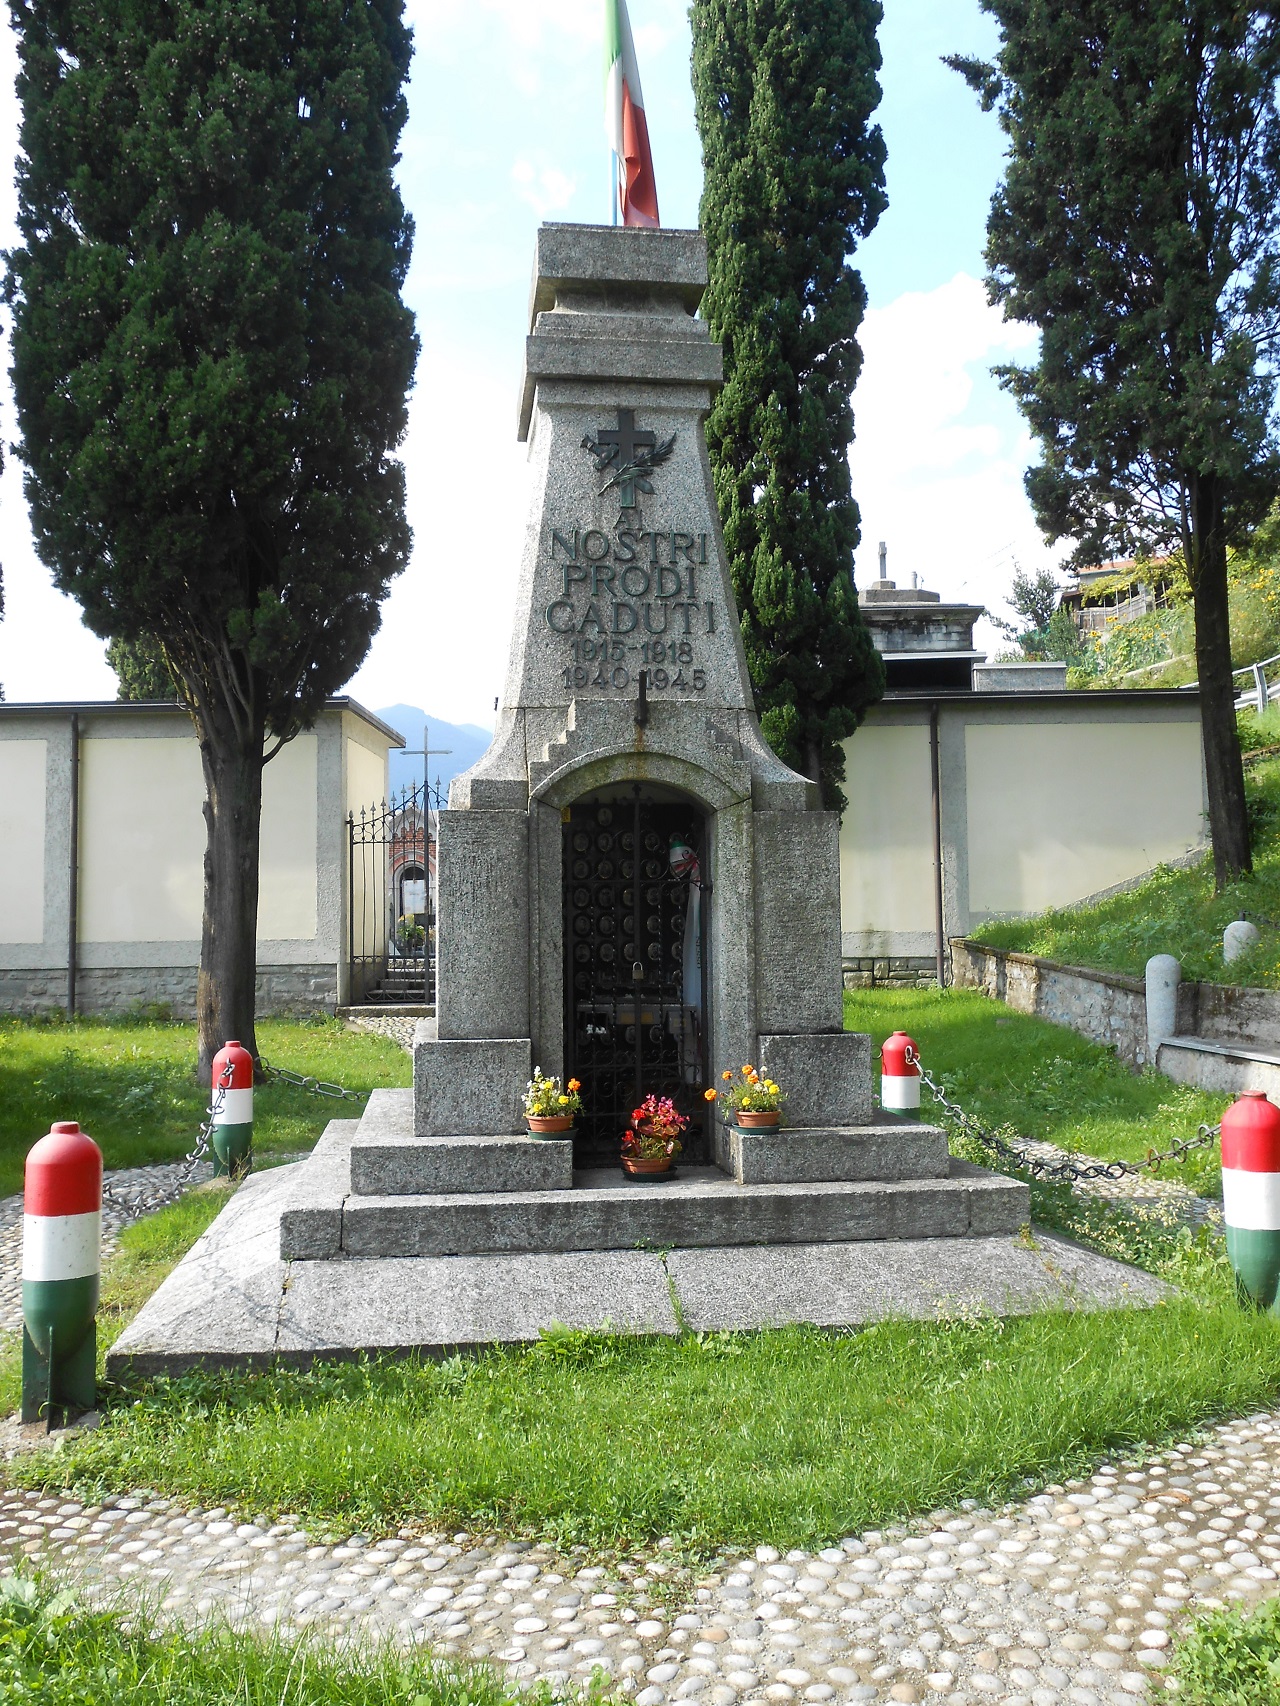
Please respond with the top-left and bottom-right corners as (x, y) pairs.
(543, 527), (716, 696)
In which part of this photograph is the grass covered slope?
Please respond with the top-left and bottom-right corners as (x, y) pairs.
(0, 1017), (410, 1198)
(847, 985), (1225, 1193)
(967, 745), (1280, 989)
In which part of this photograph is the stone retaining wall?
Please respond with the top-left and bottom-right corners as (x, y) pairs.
(0, 963), (337, 1019)
(950, 939), (1158, 1066)
(842, 955), (936, 990)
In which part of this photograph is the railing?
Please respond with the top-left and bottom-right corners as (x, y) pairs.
(1235, 650), (1280, 712)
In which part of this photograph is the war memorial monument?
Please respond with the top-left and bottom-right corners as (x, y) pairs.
(110, 226), (1165, 1372)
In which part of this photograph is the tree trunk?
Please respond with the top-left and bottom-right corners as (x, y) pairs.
(1190, 474), (1251, 889)
(194, 708), (266, 1080)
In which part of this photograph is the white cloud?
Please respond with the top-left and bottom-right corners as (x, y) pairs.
(511, 157), (577, 219)
(848, 273), (1063, 646)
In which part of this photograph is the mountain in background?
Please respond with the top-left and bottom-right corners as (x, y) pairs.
(370, 704), (494, 799)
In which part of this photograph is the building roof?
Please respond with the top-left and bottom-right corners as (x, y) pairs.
(0, 695), (406, 747)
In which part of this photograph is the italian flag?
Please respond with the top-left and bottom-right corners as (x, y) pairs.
(605, 0), (659, 228)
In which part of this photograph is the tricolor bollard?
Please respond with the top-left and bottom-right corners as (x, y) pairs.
(1222, 1090), (1280, 1312)
(880, 1031), (921, 1112)
(211, 1039), (254, 1178)
(22, 1121), (102, 1427)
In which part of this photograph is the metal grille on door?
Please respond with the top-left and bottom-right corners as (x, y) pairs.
(563, 794), (708, 1167)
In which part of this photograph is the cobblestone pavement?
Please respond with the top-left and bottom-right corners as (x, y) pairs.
(0, 1161), (216, 1335)
(345, 1013), (419, 1051)
(8, 1410), (1280, 1702)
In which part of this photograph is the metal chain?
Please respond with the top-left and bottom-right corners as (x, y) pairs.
(918, 1066), (1220, 1182)
(100, 1060), (234, 1215)
(256, 1056), (370, 1104)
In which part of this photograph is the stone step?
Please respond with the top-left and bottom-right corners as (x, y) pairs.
(351, 1132), (573, 1196)
(725, 1119), (949, 1185)
(284, 1161), (1028, 1260)
(1157, 1034), (1280, 1097)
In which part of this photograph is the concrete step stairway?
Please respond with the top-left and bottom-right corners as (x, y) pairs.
(1157, 1034), (1280, 1097)
(278, 1091), (1029, 1262)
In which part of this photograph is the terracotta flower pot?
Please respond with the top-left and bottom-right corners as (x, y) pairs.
(622, 1154), (672, 1176)
(736, 1110), (781, 1129)
(526, 1115), (574, 1135)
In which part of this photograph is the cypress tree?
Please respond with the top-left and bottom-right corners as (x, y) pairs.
(950, 1), (1280, 886)
(691, 0), (887, 812)
(107, 637), (179, 703)
(7, 1), (418, 1069)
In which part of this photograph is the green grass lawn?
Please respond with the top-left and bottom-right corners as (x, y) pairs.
(1171, 1594), (1280, 1705)
(12, 1289), (1280, 1554)
(847, 985), (1227, 1195)
(0, 1574), (556, 1706)
(3, 995), (1274, 1559)
(967, 745), (1280, 988)
(0, 1017), (410, 1199)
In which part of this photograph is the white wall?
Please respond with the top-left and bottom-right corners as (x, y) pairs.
(965, 719), (1204, 915)
(0, 740), (45, 943)
(840, 696), (1208, 958)
(77, 732), (320, 943)
(841, 724), (934, 946)
(79, 736), (205, 941)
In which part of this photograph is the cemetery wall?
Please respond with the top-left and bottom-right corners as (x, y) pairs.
(0, 699), (399, 1016)
(840, 690), (1206, 974)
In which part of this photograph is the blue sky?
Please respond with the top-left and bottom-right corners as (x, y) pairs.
(0, 0), (1056, 724)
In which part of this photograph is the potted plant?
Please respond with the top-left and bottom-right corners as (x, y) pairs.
(621, 1094), (689, 1176)
(523, 1069), (581, 1135)
(396, 913), (426, 952)
(707, 1063), (786, 1128)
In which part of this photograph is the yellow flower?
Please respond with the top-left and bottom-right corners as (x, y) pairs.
(558, 1094), (569, 1104)
(704, 1088), (718, 1102)
(765, 1081), (779, 1094)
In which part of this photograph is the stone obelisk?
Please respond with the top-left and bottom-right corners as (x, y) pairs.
(414, 224), (871, 1156)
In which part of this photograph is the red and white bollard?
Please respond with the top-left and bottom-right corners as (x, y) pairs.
(211, 1040), (254, 1178)
(22, 1121), (102, 1426)
(1221, 1090), (1280, 1313)
(880, 1031), (921, 1112)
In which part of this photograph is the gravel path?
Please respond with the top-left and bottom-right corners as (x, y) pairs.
(1009, 1139), (1221, 1233)
(7, 1410), (1280, 1702)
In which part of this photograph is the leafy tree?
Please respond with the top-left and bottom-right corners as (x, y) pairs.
(7, 1), (418, 1071)
(691, 0), (887, 813)
(950, 3), (1280, 887)
(107, 636), (179, 703)
(992, 563), (1062, 643)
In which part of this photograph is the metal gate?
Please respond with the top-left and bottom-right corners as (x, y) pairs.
(563, 790), (709, 1167)
(347, 780), (442, 1006)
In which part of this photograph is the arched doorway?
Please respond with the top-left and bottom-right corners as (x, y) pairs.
(563, 785), (709, 1167)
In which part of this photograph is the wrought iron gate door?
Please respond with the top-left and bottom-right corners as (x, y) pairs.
(563, 792), (708, 1167)
(347, 781), (440, 1006)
